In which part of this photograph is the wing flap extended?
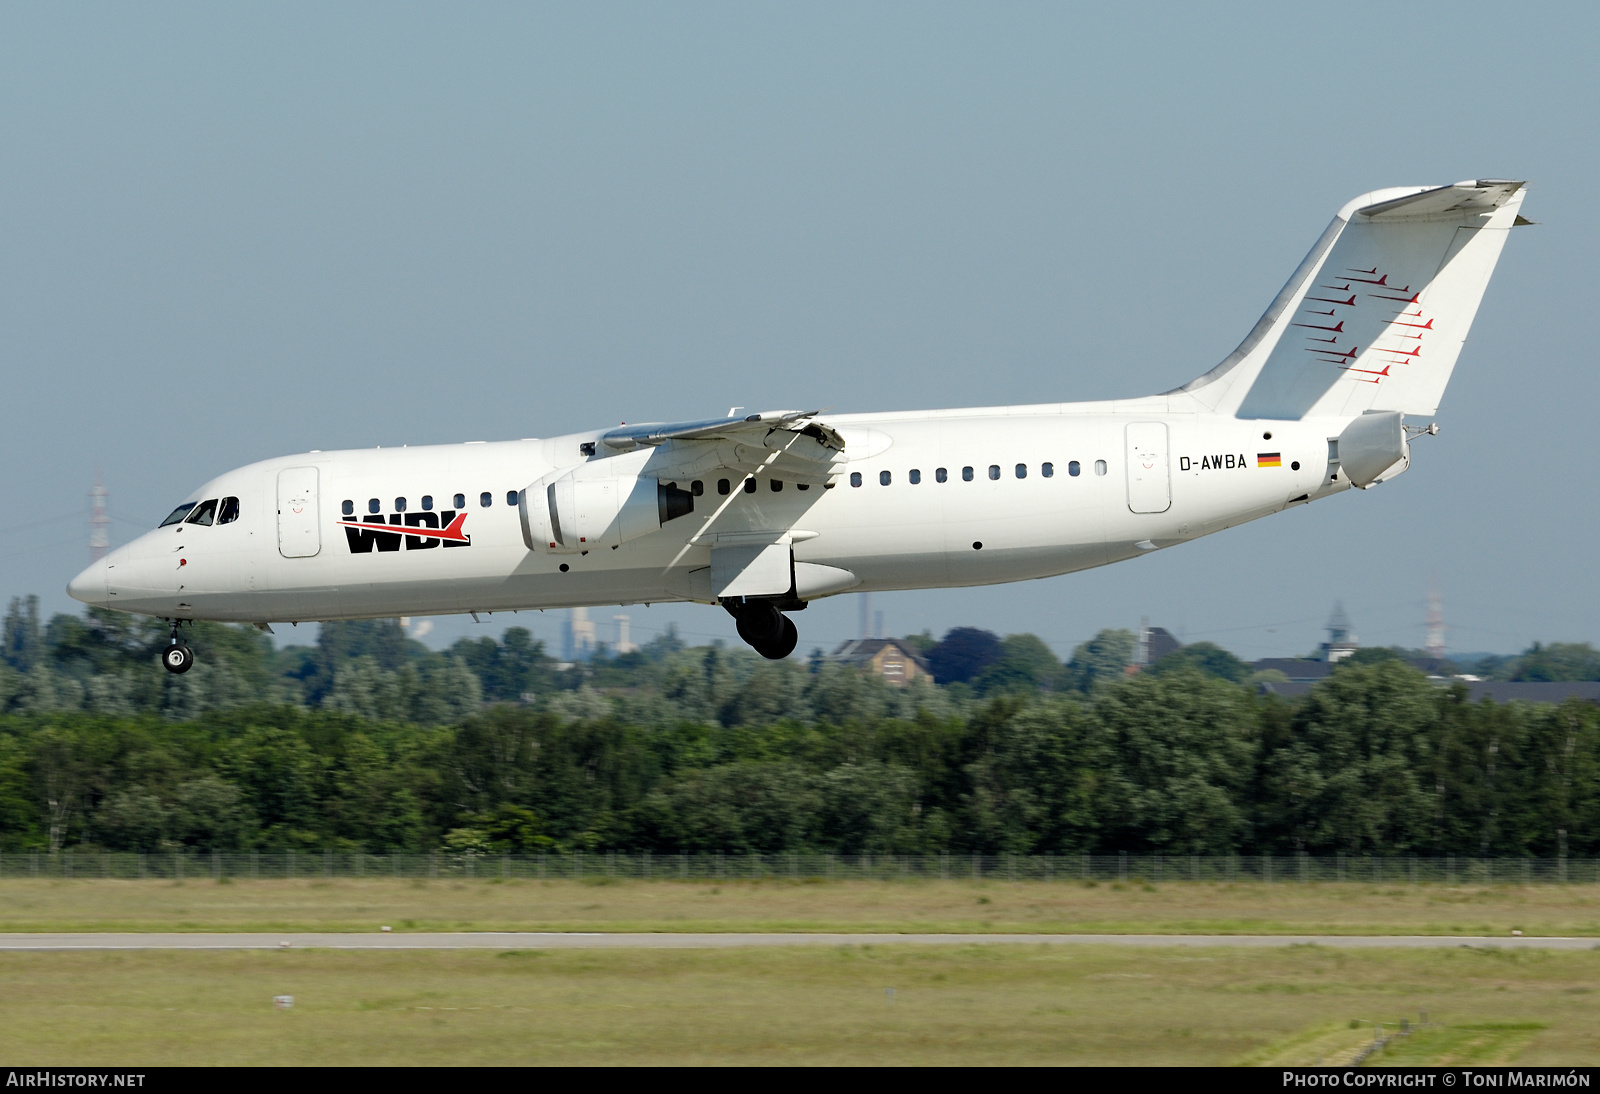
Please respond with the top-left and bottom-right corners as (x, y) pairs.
(712, 541), (793, 598)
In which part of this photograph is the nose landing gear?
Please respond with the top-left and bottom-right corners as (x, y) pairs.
(162, 621), (194, 674)
(726, 599), (799, 660)
(162, 644), (194, 674)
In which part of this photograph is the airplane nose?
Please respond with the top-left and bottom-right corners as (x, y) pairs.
(67, 557), (109, 607)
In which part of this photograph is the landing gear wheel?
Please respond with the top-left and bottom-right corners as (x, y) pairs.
(162, 644), (194, 674)
(761, 615), (798, 660)
(735, 603), (784, 651)
(733, 603), (798, 660)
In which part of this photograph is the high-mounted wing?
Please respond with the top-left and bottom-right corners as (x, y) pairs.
(519, 410), (850, 555)
(602, 410), (846, 487)
(600, 409), (838, 449)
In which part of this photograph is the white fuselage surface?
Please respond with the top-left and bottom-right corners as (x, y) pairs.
(73, 410), (1341, 621)
(68, 180), (1531, 659)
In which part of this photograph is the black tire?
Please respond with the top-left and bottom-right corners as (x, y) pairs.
(750, 614), (798, 660)
(734, 603), (784, 649)
(162, 644), (194, 674)
(766, 614), (798, 660)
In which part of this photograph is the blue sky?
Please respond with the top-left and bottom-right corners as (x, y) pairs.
(2, 3), (1594, 660)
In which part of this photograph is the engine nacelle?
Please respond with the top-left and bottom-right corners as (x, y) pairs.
(519, 451), (695, 553)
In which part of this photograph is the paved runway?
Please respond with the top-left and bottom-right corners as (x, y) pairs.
(0, 932), (1593, 950)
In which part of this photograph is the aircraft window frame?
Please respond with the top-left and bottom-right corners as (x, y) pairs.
(341, 500), (354, 516)
(480, 492), (493, 507)
(1042, 462), (1054, 478)
(850, 472), (863, 488)
(1015, 464), (1027, 479)
(453, 494), (466, 509)
(879, 470), (891, 486)
(717, 479), (731, 496)
(506, 490), (519, 506)
(185, 499), (219, 526)
(936, 468), (948, 483)
(743, 477), (757, 494)
(1068, 461), (1081, 477)
(217, 497), (241, 525)
(797, 483), (810, 491)
(962, 466), (974, 482)
(395, 497), (407, 512)
(988, 465), (1001, 481)
(368, 499), (381, 514)
(1095, 460), (1107, 476)
(770, 479), (782, 492)
(691, 480), (704, 496)
(160, 502), (197, 527)
(909, 469), (921, 485)
(422, 496), (433, 511)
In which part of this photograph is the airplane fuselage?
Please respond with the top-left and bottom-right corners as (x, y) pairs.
(67, 179), (1529, 660)
(72, 402), (1349, 625)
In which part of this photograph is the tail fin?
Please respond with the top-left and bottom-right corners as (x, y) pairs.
(1175, 181), (1527, 420)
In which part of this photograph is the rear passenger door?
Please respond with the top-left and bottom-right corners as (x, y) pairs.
(1125, 423), (1171, 514)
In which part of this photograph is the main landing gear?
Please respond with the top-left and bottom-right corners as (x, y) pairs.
(725, 599), (800, 661)
(161, 621), (194, 675)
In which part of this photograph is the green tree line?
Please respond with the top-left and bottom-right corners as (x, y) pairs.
(1, 597), (1597, 857)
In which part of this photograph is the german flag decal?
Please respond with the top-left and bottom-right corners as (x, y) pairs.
(1257, 452), (1282, 468)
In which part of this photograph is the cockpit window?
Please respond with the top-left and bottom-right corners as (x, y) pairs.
(184, 499), (219, 526)
(217, 497), (241, 525)
(160, 502), (197, 527)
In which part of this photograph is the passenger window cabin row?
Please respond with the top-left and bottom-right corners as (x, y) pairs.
(847, 460), (1107, 487)
(339, 491), (521, 517)
(667, 460), (1111, 495)
(329, 459), (1112, 520)
(663, 479), (818, 496)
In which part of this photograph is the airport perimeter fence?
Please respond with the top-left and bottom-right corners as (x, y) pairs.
(2, 851), (1600, 885)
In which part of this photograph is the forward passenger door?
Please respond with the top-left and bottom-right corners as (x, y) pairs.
(277, 467), (321, 558)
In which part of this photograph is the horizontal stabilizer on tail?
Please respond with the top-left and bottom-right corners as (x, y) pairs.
(1359, 180), (1524, 220)
(1175, 181), (1527, 421)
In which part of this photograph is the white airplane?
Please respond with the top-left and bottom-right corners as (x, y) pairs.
(70, 180), (1530, 671)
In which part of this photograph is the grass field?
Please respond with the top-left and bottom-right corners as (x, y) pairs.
(0, 944), (1595, 1065)
(4, 880), (1596, 1065)
(0, 877), (1597, 935)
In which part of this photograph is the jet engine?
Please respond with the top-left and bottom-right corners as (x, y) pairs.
(520, 450), (695, 553)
